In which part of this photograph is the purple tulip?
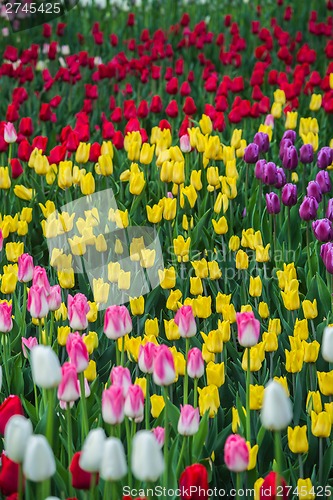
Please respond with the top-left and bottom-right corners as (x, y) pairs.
(316, 171), (331, 194)
(281, 183), (297, 206)
(320, 242), (333, 274)
(266, 192), (281, 214)
(306, 181), (322, 203)
(312, 219), (333, 242)
(255, 159), (266, 180)
(274, 167), (287, 189)
(299, 196), (319, 221)
(253, 132), (270, 153)
(282, 145), (298, 170)
(300, 144), (314, 164)
(282, 130), (297, 144)
(326, 199), (333, 222)
(262, 162), (277, 185)
(279, 138), (293, 160)
(244, 143), (259, 164)
(317, 147), (333, 170)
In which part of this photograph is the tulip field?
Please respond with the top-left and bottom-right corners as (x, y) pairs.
(1, 0), (333, 498)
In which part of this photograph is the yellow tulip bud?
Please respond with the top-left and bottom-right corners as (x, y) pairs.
(150, 394), (165, 418)
(198, 384), (220, 418)
(206, 361), (225, 387)
(311, 411), (332, 438)
(287, 426), (309, 454)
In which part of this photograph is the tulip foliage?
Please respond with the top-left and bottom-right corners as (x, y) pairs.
(0, 0), (333, 498)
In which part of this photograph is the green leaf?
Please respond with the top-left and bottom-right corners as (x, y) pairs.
(193, 410), (209, 459)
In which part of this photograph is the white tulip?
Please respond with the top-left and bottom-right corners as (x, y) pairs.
(5, 415), (33, 463)
(23, 435), (56, 482)
(100, 438), (127, 481)
(260, 380), (293, 431)
(131, 430), (164, 482)
(321, 326), (333, 363)
(79, 428), (106, 473)
(31, 345), (62, 389)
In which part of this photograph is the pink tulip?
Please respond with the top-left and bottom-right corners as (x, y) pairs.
(264, 114), (275, 128)
(66, 332), (89, 373)
(177, 405), (200, 436)
(152, 427), (165, 448)
(102, 385), (125, 425)
(180, 134), (191, 153)
(0, 302), (13, 333)
(236, 312), (260, 347)
(174, 305), (196, 338)
(18, 253), (34, 283)
(0, 229), (3, 252)
(124, 385), (145, 423)
(48, 285), (62, 311)
(138, 342), (157, 374)
(104, 305), (132, 340)
(110, 366), (132, 397)
(187, 347), (204, 379)
(4, 122), (17, 143)
(78, 377), (91, 398)
(22, 336), (38, 358)
(67, 293), (89, 331)
(60, 400), (74, 410)
(224, 434), (249, 472)
(27, 285), (49, 319)
(153, 345), (176, 386)
(57, 362), (80, 403)
(32, 266), (51, 295)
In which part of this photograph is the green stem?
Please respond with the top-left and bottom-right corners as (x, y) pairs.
(115, 339), (120, 365)
(21, 283), (27, 337)
(176, 436), (187, 478)
(18, 463), (23, 500)
(163, 386), (169, 487)
(2, 335), (10, 394)
(90, 473), (96, 500)
(125, 418), (132, 487)
(306, 222), (311, 276)
(246, 348), (251, 443)
(79, 372), (89, 442)
(103, 480), (111, 500)
(49, 311), (55, 346)
(236, 471), (242, 500)
(319, 437), (323, 485)
(274, 431), (282, 486)
(34, 383), (39, 419)
(120, 336), (125, 366)
(287, 206), (291, 252)
(193, 378), (198, 408)
(46, 388), (55, 447)
(38, 319), (43, 344)
(66, 404), (73, 479)
(184, 337), (190, 404)
(145, 373), (151, 429)
(298, 454), (304, 479)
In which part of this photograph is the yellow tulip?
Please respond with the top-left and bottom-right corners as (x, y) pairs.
(250, 385), (264, 410)
(208, 260), (222, 280)
(294, 319), (309, 340)
(221, 304), (236, 323)
(297, 478), (315, 500)
(93, 278), (109, 304)
(96, 154), (113, 176)
(87, 301), (98, 322)
(317, 371), (333, 396)
(231, 129), (242, 149)
(146, 204), (163, 224)
(130, 171), (145, 195)
(130, 296), (144, 315)
(139, 143), (155, 164)
(0, 272), (17, 294)
(255, 244), (270, 263)
(58, 161), (73, 189)
(236, 250), (249, 270)
(302, 299), (318, 319)
(311, 411), (332, 438)
(206, 361), (225, 387)
(215, 294), (231, 313)
(158, 267), (176, 289)
(247, 442), (259, 470)
(217, 320), (231, 342)
(190, 170), (202, 191)
(306, 391), (322, 414)
(118, 270), (131, 290)
(150, 394), (165, 418)
(57, 268), (75, 289)
(198, 384), (220, 418)
(84, 360), (97, 381)
(164, 318), (180, 341)
(258, 302), (269, 319)
(201, 330), (223, 353)
(285, 349), (303, 373)
(249, 276), (262, 297)
(145, 318), (159, 337)
(287, 426), (309, 454)
(5, 242), (24, 263)
(303, 340), (320, 363)
(57, 326), (71, 346)
(191, 259), (208, 279)
(212, 216), (228, 235)
(193, 295), (212, 319)
(80, 172), (95, 195)
(199, 114), (213, 135)
(285, 111), (298, 129)
(83, 331), (99, 354)
(0, 167), (11, 189)
(232, 407), (240, 433)
(166, 289), (182, 311)
(309, 94), (322, 112)
(14, 185), (34, 200)
(75, 142), (90, 163)
(173, 235), (191, 263)
(262, 332), (278, 352)
(229, 235), (240, 252)
(162, 197), (177, 221)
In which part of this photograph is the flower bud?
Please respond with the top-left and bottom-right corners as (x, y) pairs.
(131, 430), (164, 482)
(5, 415), (33, 463)
(244, 143), (259, 164)
(265, 192), (280, 214)
(281, 183), (297, 206)
(23, 435), (56, 482)
(300, 143), (314, 164)
(100, 438), (127, 481)
(174, 305), (196, 338)
(312, 219), (333, 242)
(102, 385), (124, 425)
(79, 428), (106, 473)
(18, 253), (34, 283)
(260, 380), (293, 430)
(31, 345), (61, 389)
(299, 196), (318, 221)
(187, 347), (204, 379)
(236, 312), (260, 347)
(177, 405), (200, 436)
(110, 366), (132, 397)
(153, 345), (176, 386)
(124, 384), (144, 423)
(306, 180), (322, 203)
(321, 326), (333, 363)
(224, 434), (249, 472)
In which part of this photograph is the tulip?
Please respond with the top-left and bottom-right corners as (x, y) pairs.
(316, 170), (331, 194)
(5, 415), (33, 463)
(299, 196), (318, 221)
(32, 266), (51, 294)
(261, 380), (293, 430)
(79, 428), (106, 473)
(317, 146), (333, 170)
(187, 348), (204, 379)
(0, 302), (13, 333)
(0, 452), (20, 496)
(110, 366), (132, 397)
(47, 285), (62, 311)
(281, 183), (297, 206)
(254, 132), (269, 153)
(312, 219), (333, 242)
(282, 145), (298, 170)
(320, 242), (333, 274)
(22, 336), (38, 358)
(244, 143), (259, 164)
(0, 396), (24, 435)
(31, 345), (61, 389)
(23, 435), (56, 482)
(70, 451), (99, 490)
(321, 326), (333, 362)
(224, 434), (249, 472)
(66, 333), (89, 373)
(179, 464), (209, 500)
(262, 162), (277, 185)
(131, 430), (164, 481)
(67, 293), (89, 331)
(4, 123), (17, 144)
(236, 312), (260, 347)
(153, 345), (176, 386)
(17, 253), (34, 283)
(138, 343), (157, 374)
(57, 362), (80, 403)
(307, 180), (322, 203)
(275, 167), (287, 188)
(102, 386), (124, 425)
(265, 192), (280, 214)
(260, 472), (288, 500)
(287, 425), (309, 454)
(178, 405), (200, 436)
(174, 305), (196, 338)
(300, 144), (314, 164)
(124, 384), (144, 423)
(152, 426), (165, 448)
(100, 438), (127, 481)
(104, 305), (132, 340)
(27, 285), (49, 319)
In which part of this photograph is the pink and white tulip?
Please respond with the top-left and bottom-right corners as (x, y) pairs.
(138, 342), (157, 374)
(22, 336), (38, 358)
(152, 427), (165, 448)
(32, 266), (51, 295)
(0, 229), (3, 252)
(124, 384), (145, 423)
(104, 305), (132, 340)
(177, 405), (200, 436)
(4, 122), (17, 143)
(57, 362), (80, 403)
(187, 347), (204, 379)
(68, 293), (89, 331)
(18, 253), (34, 283)
(48, 285), (62, 311)
(224, 434), (249, 472)
(27, 285), (49, 319)
(153, 345), (176, 386)
(102, 385), (125, 425)
(174, 305), (196, 338)
(0, 301), (13, 333)
(66, 332), (89, 373)
(110, 366), (132, 397)
(236, 311), (260, 347)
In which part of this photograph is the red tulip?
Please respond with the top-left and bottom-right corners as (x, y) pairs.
(0, 452), (20, 496)
(0, 396), (24, 435)
(70, 452), (99, 490)
(179, 464), (209, 499)
(260, 472), (289, 499)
